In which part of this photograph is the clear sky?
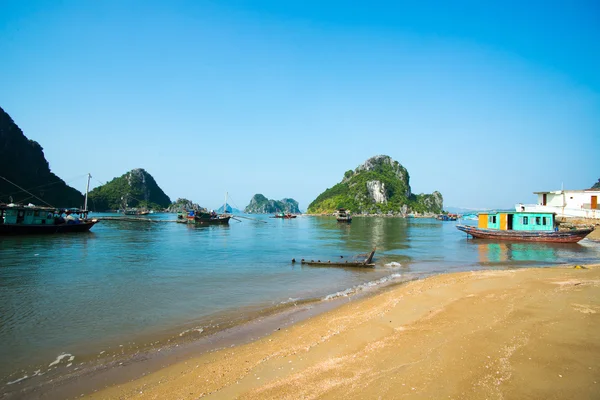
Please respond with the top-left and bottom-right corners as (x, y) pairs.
(1, 0), (599, 211)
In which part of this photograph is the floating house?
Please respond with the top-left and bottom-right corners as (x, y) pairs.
(516, 189), (599, 219)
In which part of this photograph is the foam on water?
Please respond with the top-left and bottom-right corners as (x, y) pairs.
(323, 272), (407, 301)
(48, 353), (74, 368)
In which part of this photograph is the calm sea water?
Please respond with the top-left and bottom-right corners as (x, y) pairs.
(1, 213), (599, 393)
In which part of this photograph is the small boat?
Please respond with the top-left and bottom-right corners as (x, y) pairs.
(273, 212), (296, 219)
(178, 193), (233, 225)
(437, 213), (458, 221)
(335, 208), (352, 222)
(456, 211), (593, 243)
(294, 249), (376, 267)
(179, 209), (230, 225)
(0, 173), (99, 234)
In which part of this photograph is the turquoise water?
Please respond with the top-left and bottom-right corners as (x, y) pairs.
(1, 214), (599, 392)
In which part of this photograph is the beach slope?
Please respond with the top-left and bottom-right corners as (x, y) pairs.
(89, 265), (600, 399)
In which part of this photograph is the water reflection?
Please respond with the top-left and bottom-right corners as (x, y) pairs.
(474, 242), (578, 265)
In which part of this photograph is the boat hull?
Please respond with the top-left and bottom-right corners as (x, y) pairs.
(192, 216), (231, 225)
(0, 220), (98, 235)
(456, 224), (593, 243)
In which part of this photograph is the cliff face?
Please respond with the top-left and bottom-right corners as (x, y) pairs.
(0, 106), (85, 207)
(244, 194), (301, 214)
(307, 155), (443, 214)
(88, 168), (171, 211)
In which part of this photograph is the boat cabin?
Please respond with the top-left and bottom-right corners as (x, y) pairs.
(1, 206), (55, 225)
(0, 204), (89, 226)
(478, 211), (556, 232)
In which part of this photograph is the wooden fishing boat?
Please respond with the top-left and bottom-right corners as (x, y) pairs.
(273, 212), (296, 219)
(294, 249), (376, 267)
(0, 173), (98, 234)
(0, 204), (98, 234)
(456, 211), (593, 243)
(179, 210), (230, 225)
(335, 208), (352, 222)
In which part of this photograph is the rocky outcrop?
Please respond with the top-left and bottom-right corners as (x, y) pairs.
(366, 180), (387, 204)
(245, 194), (301, 214)
(0, 106), (85, 207)
(88, 168), (171, 211)
(308, 155), (443, 215)
(592, 179), (600, 190)
(167, 198), (203, 213)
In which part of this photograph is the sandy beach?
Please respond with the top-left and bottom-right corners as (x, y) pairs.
(82, 263), (600, 399)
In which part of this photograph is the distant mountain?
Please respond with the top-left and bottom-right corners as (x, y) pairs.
(216, 204), (241, 214)
(307, 155), (443, 215)
(0, 106), (85, 207)
(244, 194), (301, 214)
(592, 179), (600, 190)
(88, 168), (171, 211)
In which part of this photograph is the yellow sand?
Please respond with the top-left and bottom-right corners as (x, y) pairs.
(88, 265), (600, 399)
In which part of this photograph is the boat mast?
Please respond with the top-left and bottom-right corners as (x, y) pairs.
(224, 192), (228, 214)
(84, 173), (91, 211)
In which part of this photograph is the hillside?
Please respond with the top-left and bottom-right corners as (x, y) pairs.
(0, 106), (85, 207)
(88, 168), (171, 211)
(592, 179), (600, 190)
(244, 194), (300, 214)
(307, 155), (443, 215)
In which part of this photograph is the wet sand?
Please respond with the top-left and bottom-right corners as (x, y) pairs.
(87, 264), (600, 399)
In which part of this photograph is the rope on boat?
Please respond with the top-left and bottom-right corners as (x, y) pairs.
(0, 175), (56, 208)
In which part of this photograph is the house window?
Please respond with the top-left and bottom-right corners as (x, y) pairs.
(492, 216), (497, 224)
(542, 217), (547, 225)
(536, 217), (541, 225)
(523, 216), (529, 225)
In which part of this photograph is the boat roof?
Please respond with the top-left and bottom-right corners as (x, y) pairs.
(0, 203), (87, 213)
(479, 210), (555, 216)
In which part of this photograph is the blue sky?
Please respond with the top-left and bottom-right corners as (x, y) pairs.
(1, 0), (599, 211)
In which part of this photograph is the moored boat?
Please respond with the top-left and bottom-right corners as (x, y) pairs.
(273, 212), (296, 219)
(179, 209), (230, 225)
(335, 208), (352, 222)
(456, 211), (593, 243)
(0, 204), (98, 234)
(0, 173), (98, 234)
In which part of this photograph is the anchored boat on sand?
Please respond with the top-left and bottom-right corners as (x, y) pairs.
(456, 211), (593, 243)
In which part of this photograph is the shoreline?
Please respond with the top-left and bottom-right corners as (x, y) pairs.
(65, 263), (600, 398)
(2, 271), (418, 400)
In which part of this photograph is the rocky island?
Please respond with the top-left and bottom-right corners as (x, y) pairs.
(245, 194), (301, 214)
(308, 155), (443, 215)
(87, 168), (171, 211)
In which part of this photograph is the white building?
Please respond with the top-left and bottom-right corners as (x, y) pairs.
(516, 189), (600, 219)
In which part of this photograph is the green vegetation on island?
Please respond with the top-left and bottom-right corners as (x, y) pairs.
(307, 155), (443, 215)
(88, 168), (171, 211)
(245, 194), (301, 214)
(0, 106), (85, 207)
